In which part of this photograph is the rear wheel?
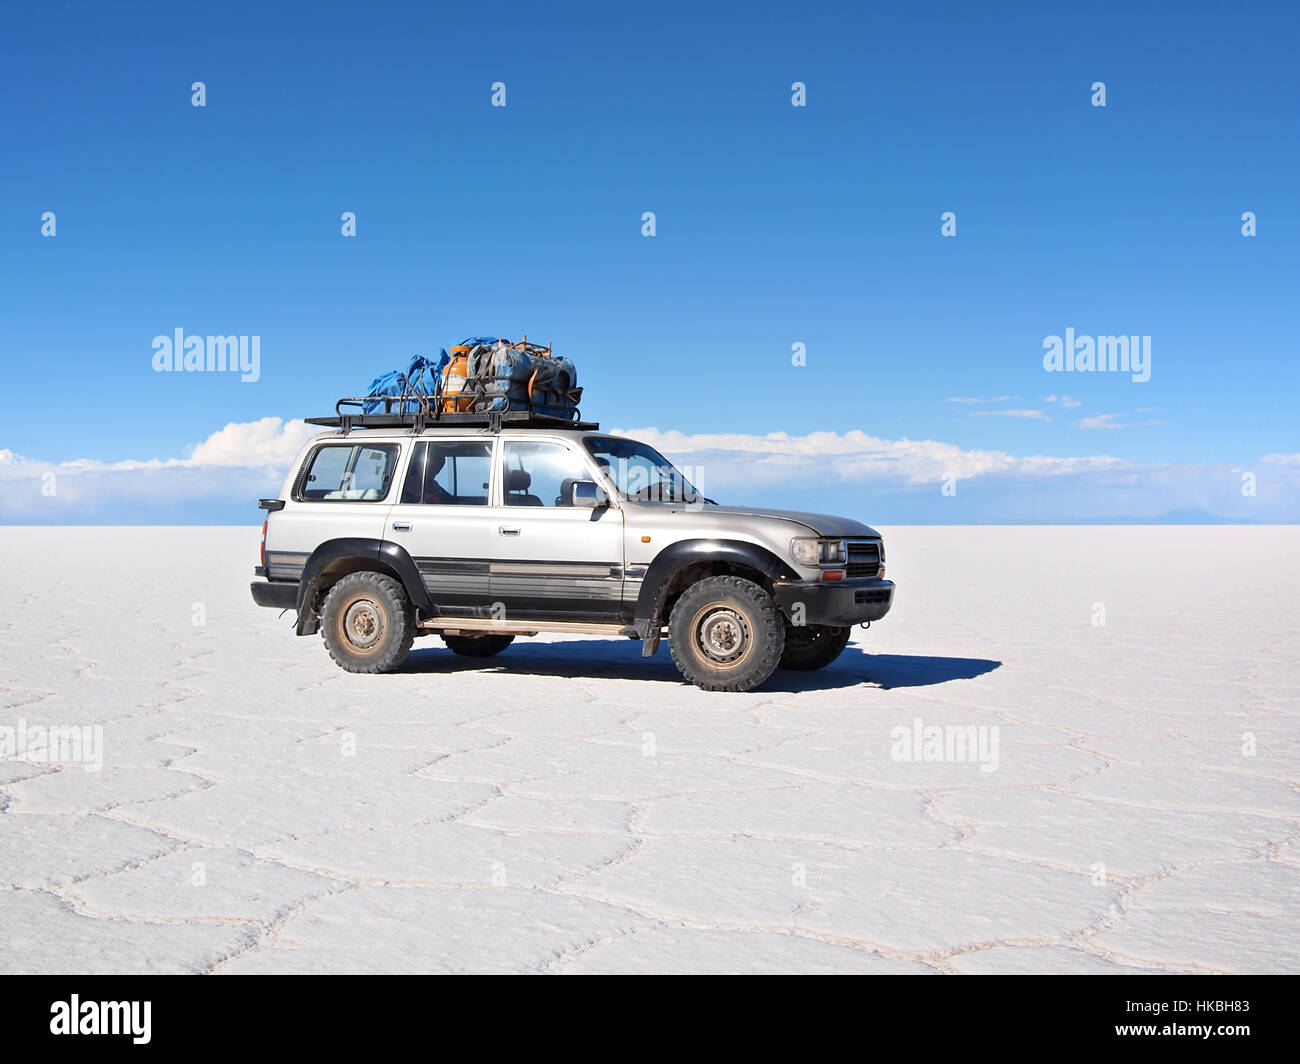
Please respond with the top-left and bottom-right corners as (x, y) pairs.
(441, 633), (515, 657)
(667, 575), (784, 692)
(319, 571), (415, 673)
(779, 623), (851, 671)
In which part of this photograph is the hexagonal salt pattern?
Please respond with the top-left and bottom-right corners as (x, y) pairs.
(0, 526), (1296, 973)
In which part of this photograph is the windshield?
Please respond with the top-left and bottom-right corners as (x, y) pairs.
(584, 435), (703, 504)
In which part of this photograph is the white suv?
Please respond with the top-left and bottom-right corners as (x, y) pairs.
(250, 422), (893, 691)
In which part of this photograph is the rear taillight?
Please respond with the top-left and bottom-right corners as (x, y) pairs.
(260, 520), (267, 567)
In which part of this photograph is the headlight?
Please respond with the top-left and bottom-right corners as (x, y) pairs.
(790, 538), (819, 566)
(819, 539), (846, 564)
(790, 538), (846, 567)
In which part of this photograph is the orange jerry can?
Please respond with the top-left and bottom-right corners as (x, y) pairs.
(442, 345), (474, 412)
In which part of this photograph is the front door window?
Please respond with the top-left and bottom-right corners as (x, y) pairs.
(501, 440), (598, 507)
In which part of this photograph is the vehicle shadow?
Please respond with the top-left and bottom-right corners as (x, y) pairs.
(400, 639), (1000, 692)
(836, 649), (1002, 689)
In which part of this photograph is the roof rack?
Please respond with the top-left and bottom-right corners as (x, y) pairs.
(305, 396), (599, 434)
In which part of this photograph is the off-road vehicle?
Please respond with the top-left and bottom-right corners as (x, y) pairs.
(249, 406), (894, 692)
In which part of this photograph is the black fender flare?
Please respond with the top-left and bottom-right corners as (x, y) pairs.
(633, 538), (800, 635)
(295, 538), (432, 635)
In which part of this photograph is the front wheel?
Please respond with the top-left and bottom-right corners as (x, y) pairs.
(779, 623), (851, 671)
(667, 575), (785, 692)
(319, 571), (415, 673)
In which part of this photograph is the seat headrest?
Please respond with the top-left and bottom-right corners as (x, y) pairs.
(506, 469), (532, 491)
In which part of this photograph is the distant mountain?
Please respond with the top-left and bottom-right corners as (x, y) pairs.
(1022, 509), (1263, 526)
(1148, 509), (1262, 525)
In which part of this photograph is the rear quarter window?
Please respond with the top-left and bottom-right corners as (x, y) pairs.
(296, 443), (399, 501)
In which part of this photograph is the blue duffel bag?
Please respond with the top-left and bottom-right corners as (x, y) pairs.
(362, 352), (448, 413)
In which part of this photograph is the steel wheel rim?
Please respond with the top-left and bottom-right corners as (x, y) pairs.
(693, 603), (752, 669)
(341, 596), (385, 652)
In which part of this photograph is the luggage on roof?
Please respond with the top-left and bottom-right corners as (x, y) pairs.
(312, 334), (589, 431)
(441, 343), (474, 413)
(362, 352), (448, 414)
(462, 337), (581, 421)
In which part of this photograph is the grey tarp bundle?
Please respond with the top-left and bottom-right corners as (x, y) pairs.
(463, 339), (581, 420)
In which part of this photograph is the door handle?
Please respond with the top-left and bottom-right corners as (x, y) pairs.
(498, 526), (521, 536)
(391, 521), (412, 532)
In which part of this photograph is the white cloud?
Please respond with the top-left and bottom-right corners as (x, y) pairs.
(946, 395), (1016, 404)
(1078, 413), (1125, 430)
(5, 419), (1295, 523)
(0, 418), (316, 481)
(613, 427), (1128, 487)
(1044, 395), (1082, 409)
(0, 418), (324, 519)
(971, 409), (1051, 421)
(1078, 412), (1163, 430)
(186, 417), (317, 467)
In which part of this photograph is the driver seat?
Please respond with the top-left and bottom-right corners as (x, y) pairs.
(505, 468), (543, 506)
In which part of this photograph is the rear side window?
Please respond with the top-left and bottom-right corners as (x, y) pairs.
(298, 444), (399, 501)
(401, 440), (493, 505)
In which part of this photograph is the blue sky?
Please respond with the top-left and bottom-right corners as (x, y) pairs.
(1, 0), (1297, 523)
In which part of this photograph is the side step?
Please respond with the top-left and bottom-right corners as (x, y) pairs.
(419, 617), (632, 638)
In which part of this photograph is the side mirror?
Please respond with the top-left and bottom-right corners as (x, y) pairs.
(571, 481), (608, 508)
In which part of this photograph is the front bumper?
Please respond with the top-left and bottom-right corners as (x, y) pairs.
(773, 578), (894, 627)
(250, 579), (298, 610)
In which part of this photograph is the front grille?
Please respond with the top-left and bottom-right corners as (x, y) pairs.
(845, 540), (881, 579)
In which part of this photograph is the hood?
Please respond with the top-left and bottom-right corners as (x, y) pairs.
(700, 504), (878, 538)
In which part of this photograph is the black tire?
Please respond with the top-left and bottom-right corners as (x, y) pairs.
(779, 623), (852, 671)
(667, 575), (785, 692)
(441, 633), (515, 657)
(319, 571), (415, 673)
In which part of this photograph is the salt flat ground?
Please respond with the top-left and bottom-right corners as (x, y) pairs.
(0, 526), (1297, 974)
